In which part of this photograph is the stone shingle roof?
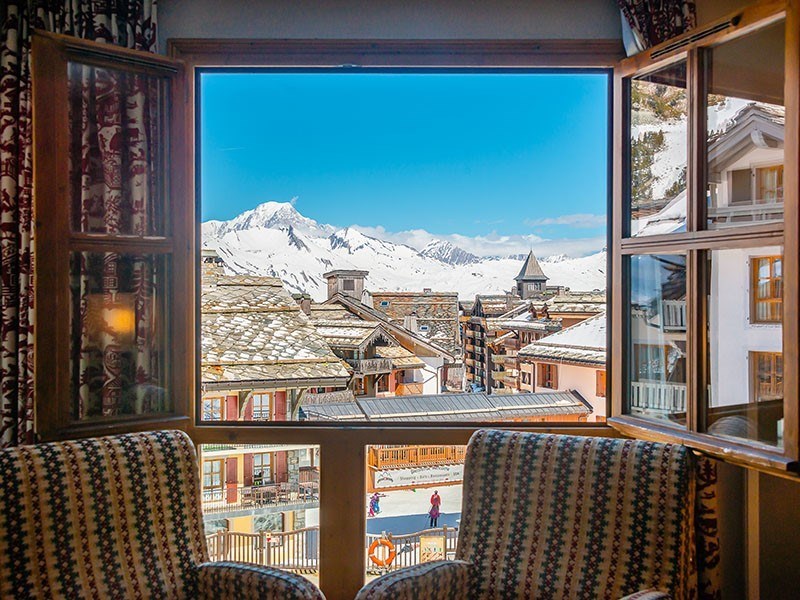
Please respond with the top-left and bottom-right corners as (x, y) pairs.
(515, 251), (548, 281)
(518, 313), (607, 366)
(202, 276), (351, 386)
(369, 291), (461, 355)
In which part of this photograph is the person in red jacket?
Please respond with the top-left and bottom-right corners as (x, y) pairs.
(428, 490), (441, 527)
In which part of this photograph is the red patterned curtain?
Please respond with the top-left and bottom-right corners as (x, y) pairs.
(617, 0), (696, 51)
(0, 0), (157, 447)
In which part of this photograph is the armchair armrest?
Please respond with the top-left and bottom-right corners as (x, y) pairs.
(196, 561), (325, 600)
(619, 590), (671, 600)
(356, 560), (472, 600)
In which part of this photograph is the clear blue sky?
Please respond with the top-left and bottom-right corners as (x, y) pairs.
(200, 71), (608, 241)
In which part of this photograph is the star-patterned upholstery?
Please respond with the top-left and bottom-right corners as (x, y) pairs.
(357, 429), (696, 600)
(0, 430), (324, 599)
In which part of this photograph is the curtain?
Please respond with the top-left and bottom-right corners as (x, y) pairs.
(0, 0), (157, 447)
(617, 0), (697, 52)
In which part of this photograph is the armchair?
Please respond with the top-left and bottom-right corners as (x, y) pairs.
(357, 430), (696, 600)
(0, 430), (324, 600)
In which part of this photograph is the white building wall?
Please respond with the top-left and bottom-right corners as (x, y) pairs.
(534, 363), (605, 421)
(710, 246), (782, 407)
(420, 356), (445, 395)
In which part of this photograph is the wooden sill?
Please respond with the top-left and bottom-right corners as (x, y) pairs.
(609, 415), (800, 479)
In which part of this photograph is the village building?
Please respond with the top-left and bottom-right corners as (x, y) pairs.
(201, 270), (351, 535)
(540, 290), (607, 328)
(518, 312), (607, 420)
(515, 250), (549, 299)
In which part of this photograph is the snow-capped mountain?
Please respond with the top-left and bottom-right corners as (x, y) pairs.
(203, 202), (606, 300)
(420, 240), (480, 266)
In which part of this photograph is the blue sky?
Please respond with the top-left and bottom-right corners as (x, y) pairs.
(200, 71), (609, 256)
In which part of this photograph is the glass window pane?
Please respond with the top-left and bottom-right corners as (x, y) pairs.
(706, 21), (785, 230)
(626, 254), (687, 427)
(706, 248), (783, 446)
(629, 61), (687, 237)
(365, 444), (463, 583)
(201, 444), (320, 585)
(68, 61), (169, 236)
(70, 252), (171, 420)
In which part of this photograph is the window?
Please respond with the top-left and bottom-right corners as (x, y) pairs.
(419, 325), (430, 332)
(253, 452), (272, 485)
(32, 32), (190, 439)
(380, 300), (390, 307)
(203, 459), (224, 502)
(751, 256), (782, 323)
(537, 363), (558, 389)
(203, 397), (224, 421)
(613, 4), (797, 471)
(342, 279), (355, 291)
(596, 370), (606, 398)
(252, 393), (272, 421)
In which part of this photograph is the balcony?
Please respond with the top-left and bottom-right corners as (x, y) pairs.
(206, 525), (460, 574)
(395, 382), (424, 396)
(369, 445), (466, 469)
(202, 482), (319, 519)
(707, 201), (783, 227)
(661, 300), (687, 332)
(347, 357), (394, 375)
(629, 381), (687, 414)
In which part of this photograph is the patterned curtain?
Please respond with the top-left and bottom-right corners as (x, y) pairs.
(0, 0), (157, 447)
(617, 0), (696, 51)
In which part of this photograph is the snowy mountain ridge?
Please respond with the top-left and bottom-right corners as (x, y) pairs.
(203, 202), (607, 301)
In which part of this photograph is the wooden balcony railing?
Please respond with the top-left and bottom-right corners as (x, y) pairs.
(205, 525), (460, 574)
(369, 445), (466, 469)
(395, 382), (424, 396)
(347, 358), (394, 375)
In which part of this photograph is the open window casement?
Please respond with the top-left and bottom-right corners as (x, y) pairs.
(32, 31), (193, 440)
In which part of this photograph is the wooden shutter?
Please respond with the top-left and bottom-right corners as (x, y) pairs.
(243, 454), (254, 486)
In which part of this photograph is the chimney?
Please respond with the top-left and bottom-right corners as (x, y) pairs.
(293, 293), (311, 315)
(403, 311), (418, 332)
(322, 270), (368, 300)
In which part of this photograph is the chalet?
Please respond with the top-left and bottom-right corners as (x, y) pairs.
(201, 273), (347, 535)
(518, 312), (607, 420)
(539, 290), (607, 328)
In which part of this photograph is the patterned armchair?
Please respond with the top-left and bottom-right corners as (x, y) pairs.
(0, 430), (324, 600)
(357, 430), (697, 600)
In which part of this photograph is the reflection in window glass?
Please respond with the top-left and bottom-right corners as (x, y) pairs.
(706, 248), (783, 446)
(201, 443), (320, 584)
(626, 254), (687, 426)
(629, 62), (687, 237)
(706, 21), (785, 230)
(365, 445), (464, 582)
(70, 252), (171, 419)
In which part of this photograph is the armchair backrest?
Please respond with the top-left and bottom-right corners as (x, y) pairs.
(456, 430), (695, 600)
(0, 430), (208, 599)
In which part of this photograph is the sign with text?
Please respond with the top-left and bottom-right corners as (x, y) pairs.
(373, 463), (464, 490)
(419, 535), (446, 563)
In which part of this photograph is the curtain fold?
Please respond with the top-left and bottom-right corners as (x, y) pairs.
(617, 0), (697, 52)
(0, 0), (157, 447)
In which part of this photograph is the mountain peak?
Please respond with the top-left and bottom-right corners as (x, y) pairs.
(420, 239), (479, 266)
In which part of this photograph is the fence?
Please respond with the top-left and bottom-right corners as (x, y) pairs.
(202, 481), (319, 515)
(369, 445), (466, 469)
(206, 525), (459, 574)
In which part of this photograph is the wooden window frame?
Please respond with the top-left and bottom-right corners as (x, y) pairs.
(610, 0), (800, 476)
(251, 392), (273, 421)
(203, 458), (224, 500)
(32, 31), (192, 441)
(252, 451), (273, 486)
(596, 370), (607, 398)
(751, 351), (784, 403)
(751, 255), (783, 324)
(536, 363), (558, 389)
(168, 37), (622, 600)
(202, 396), (224, 421)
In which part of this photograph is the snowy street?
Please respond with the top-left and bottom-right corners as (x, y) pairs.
(366, 484), (463, 535)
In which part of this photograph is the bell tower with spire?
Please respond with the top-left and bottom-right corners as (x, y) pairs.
(514, 251), (548, 299)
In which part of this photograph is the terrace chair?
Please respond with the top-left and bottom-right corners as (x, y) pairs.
(356, 429), (698, 600)
(0, 430), (324, 600)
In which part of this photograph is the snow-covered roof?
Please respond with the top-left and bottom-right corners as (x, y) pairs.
(518, 313), (607, 366)
(302, 391), (590, 422)
(370, 290), (460, 355)
(202, 275), (351, 387)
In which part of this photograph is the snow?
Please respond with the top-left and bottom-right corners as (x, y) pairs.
(531, 312), (606, 350)
(203, 202), (608, 300)
(367, 483), (463, 519)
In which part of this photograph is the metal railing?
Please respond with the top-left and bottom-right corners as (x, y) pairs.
(661, 300), (687, 332)
(708, 201), (783, 226)
(202, 482), (319, 515)
(347, 358), (394, 375)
